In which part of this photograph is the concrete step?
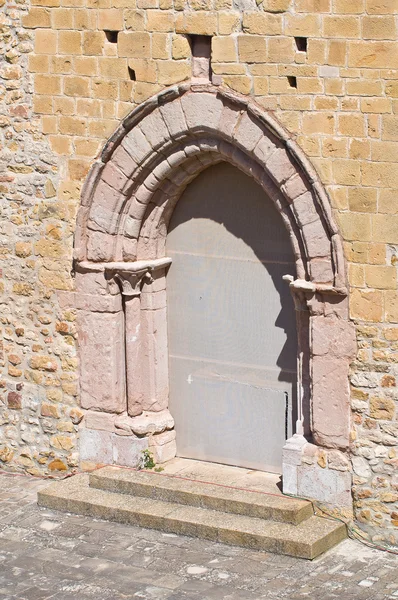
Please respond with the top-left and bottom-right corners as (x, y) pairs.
(38, 474), (346, 560)
(89, 466), (313, 525)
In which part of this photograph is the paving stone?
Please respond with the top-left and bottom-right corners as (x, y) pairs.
(17, 587), (54, 600)
(50, 523), (90, 539)
(0, 473), (397, 600)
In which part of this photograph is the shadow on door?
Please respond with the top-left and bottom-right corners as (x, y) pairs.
(166, 162), (298, 473)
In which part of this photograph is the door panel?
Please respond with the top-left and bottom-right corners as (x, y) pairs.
(166, 162), (297, 473)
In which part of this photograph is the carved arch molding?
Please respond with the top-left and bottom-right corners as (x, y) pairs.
(70, 83), (356, 500)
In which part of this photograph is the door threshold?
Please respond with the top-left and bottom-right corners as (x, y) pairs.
(157, 457), (283, 496)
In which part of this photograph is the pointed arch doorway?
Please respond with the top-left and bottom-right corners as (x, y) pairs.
(166, 162), (297, 473)
(75, 85), (355, 506)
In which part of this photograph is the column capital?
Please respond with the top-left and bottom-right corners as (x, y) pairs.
(76, 258), (172, 297)
(110, 268), (150, 297)
(282, 275), (347, 311)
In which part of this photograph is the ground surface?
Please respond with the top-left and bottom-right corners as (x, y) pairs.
(140, 457), (283, 494)
(0, 472), (398, 600)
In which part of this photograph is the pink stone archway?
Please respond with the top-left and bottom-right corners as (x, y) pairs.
(72, 83), (356, 506)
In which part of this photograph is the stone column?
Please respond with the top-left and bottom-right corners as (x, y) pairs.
(282, 278), (355, 510)
(73, 264), (126, 415)
(308, 292), (356, 451)
(282, 276), (313, 496)
(75, 258), (174, 468)
(103, 258), (172, 419)
(139, 268), (169, 415)
(283, 276), (314, 437)
(109, 266), (152, 418)
(105, 258), (175, 464)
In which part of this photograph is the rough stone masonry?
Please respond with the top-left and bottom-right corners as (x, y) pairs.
(1, 0), (398, 546)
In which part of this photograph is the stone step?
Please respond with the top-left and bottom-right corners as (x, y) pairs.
(38, 474), (346, 560)
(89, 466), (313, 525)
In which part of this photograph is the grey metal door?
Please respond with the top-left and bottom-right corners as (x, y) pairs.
(166, 163), (297, 473)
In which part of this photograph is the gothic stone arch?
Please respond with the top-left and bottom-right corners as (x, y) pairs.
(71, 83), (356, 506)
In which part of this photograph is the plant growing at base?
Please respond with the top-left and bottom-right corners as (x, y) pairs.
(139, 449), (156, 469)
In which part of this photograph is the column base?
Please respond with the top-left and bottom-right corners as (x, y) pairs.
(80, 428), (148, 470)
(79, 409), (176, 470)
(282, 434), (352, 514)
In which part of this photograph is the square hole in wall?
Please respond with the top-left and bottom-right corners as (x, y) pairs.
(188, 34), (212, 82)
(105, 30), (119, 43)
(295, 37), (307, 53)
(188, 34), (212, 59)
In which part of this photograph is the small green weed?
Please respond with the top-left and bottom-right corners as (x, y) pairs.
(140, 449), (156, 470)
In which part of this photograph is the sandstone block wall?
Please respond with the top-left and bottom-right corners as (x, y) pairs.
(1, 0), (398, 544)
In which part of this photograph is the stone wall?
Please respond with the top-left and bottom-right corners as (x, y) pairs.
(1, 0), (398, 544)
(0, 0), (81, 475)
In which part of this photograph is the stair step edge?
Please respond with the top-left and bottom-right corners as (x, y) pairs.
(38, 474), (346, 560)
(89, 467), (313, 525)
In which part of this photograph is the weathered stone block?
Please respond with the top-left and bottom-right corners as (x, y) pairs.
(181, 92), (223, 132)
(138, 111), (170, 150)
(98, 9), (123, 31)
(7, 392), (22, 410)
(370, 396), (395, 420)
(349, 41), (398, 69)
(212, 37), (237, 63)
(159, 99), (187, 139)
(122, 127), (152, 164)
(80, 429), (113, 464)
(265, 148), (296, 185)
(312, 356), (350, 449)
(298, 465), (352, 506)
(29, 355), (58, 371)
(22, 8), (51, 28)
(150, 438), (176, 463)
(233, 112), (263, 152)
(238, 35), (267, 63)
(83, 31), (105, 55)
(175, 11), (217, 35)
(78, 310), (126, 413)
(302, 219), (332, 259)
(262, 0), (290, 12)
(243, 12), (281, 35)
(350, 289), (383, 322)
(112, 435), (148, 468)
(118, 32), (151, 58)
(351, 456), (371, 479)
(157, 61), (190, 86)
(85, 411), (116, 431)
(311, 314), (356, 359)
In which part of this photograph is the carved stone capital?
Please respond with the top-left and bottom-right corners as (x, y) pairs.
(109, 268), (150, 297)
(283, 275), (347, 312)
(77, 258), (172, 298)
(283, 275), (313, 311)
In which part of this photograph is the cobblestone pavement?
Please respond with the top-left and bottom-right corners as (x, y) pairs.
(0, 472), (398, 600)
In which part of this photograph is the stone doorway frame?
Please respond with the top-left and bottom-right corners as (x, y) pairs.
(71, 83), (356, 507)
